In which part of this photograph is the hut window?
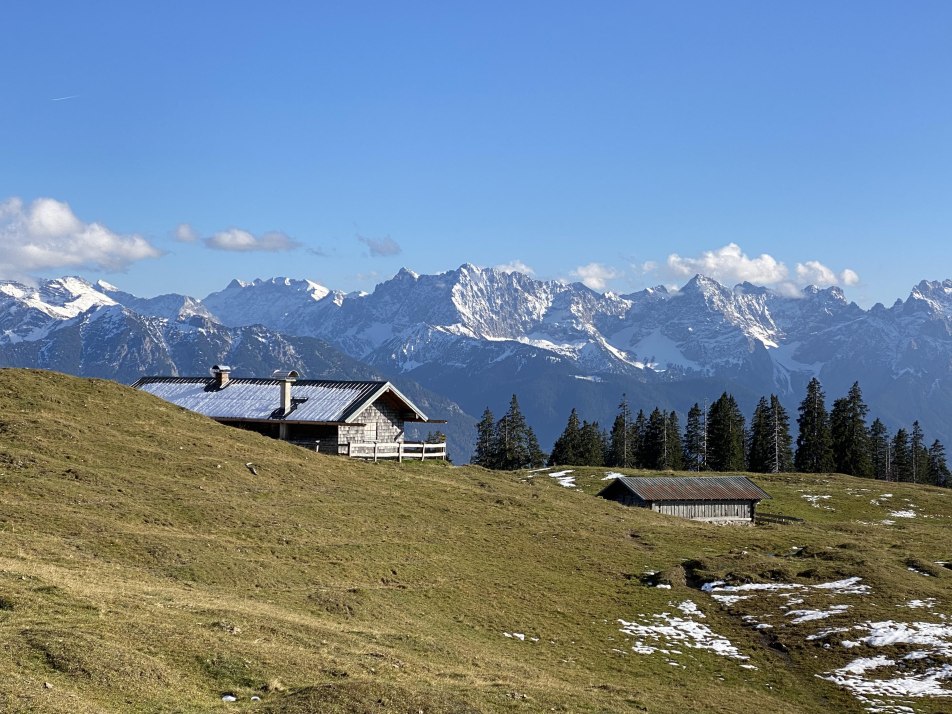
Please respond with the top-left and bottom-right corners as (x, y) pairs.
(364, 422), (378, 441)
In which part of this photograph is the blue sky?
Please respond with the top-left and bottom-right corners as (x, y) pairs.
(1, 1), (950, 306)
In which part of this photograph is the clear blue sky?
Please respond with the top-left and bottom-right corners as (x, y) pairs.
(1, 1), (950, 306)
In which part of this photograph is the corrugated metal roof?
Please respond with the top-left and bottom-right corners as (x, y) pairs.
(607, 476), (770, 502)
(132, 377), (427, 423)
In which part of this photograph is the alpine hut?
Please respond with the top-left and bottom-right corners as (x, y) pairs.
(598, 476), (769, 524)
(132, 366), (446, 460)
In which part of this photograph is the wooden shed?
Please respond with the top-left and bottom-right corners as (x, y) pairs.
(598, 476), (769, 524)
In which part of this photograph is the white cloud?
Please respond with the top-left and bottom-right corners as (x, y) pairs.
(494, 260), (535, 275)
(840, 268), (860, 286)
(357, 234), (401, 257)
(795, 260), (837, 287)
(641, 260), (658, 272)
(664, 242), (859, 293)
(0, 196), (161, 277)
(174, 223), (198, 242)
(668, 243), (788, 285)
(571, 262), (621, 291)
(205, 228), (300, 252)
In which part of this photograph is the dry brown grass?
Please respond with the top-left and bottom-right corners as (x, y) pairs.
(1, 369), (951, 712)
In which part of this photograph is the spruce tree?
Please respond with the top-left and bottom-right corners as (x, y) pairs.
(494, 395), (543, 470)
(795, 377), (834, 473)
(891, 428), (911, 482)
(579, 420), (607, 466)
(683, 403), (706, 471)
(706, 393), (745, 471)
(632, 409), (647, 468)
(664, 411), (684, 470)
(640, 408), (667, 469)
(767, 395), (794, 473)
(927, 440), (951, 487)
(549, 408), (582, 466)
(747, 397), (771, 473)
(869, 418), (891, 480)
(830, 382), (872, 477)
(608, 396), (635, 468)
(911, 421), (928, 484)
(472, 407), (497, 468)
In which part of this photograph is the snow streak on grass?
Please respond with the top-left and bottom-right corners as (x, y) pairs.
(619, 601), (751, 665)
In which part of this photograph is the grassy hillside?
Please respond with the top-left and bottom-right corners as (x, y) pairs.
(1, 369), (951, 713)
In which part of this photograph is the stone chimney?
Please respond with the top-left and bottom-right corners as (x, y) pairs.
(210, 364), (232, 389)
(271, 369), (299, 414)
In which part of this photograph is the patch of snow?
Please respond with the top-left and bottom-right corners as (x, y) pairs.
(807, 627), (851, 641)
(710, 594), (753, 606)
(801, 493), (835, 510)
(548, 470), (576, 488)
(786, 605), (850, 624)
(890, 510), (916, 519)
(813, 577), (871, 595)
(618, 610), (750, 662)
(602, 471), (626, 480)
(677, 601), (705, 618)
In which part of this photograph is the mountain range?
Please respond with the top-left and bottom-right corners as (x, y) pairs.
(3, 266), (952, 460)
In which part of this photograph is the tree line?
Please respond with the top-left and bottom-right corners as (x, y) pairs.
(471, 379), (951, 485)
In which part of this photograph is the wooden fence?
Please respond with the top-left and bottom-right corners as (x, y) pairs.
(345, 441), (447, 462)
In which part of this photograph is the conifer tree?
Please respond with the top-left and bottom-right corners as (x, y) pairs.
(683, 403), (706, 471)
(766, 395), (794, 473)
(472, 407), (497, 467)
(927, 440), (951, 487)
(891, 428), (911, 482)
(632, 409), (647, 468)
(549, 408), (582, 466)
(608, 396), (635, 468)
(706, 393), (745, 471)
(747, 397), (771, 473)
(830, 382), (872, 477)
(494, 395), (544, 470)
(868, 418), (891, 480)
(640, 408), (667, 469)
(664, 411), (684, 471)
(911, 421), (928, 484)
(579, 420), (607, 466)
(795, 377), (834, 473)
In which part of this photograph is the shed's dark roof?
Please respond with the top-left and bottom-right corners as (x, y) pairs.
(132, 377), (429, 424)
(600, 476), (770, 502)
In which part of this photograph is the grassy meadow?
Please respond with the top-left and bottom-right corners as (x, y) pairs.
(1, 369), (950, 713)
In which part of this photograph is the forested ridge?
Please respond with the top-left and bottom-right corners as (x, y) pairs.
(472, 378), (951, 486)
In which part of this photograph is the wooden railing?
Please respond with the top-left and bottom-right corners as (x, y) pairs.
(345, 441), (447, 462)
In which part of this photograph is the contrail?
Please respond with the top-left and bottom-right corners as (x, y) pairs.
(50, 95), (78, 102)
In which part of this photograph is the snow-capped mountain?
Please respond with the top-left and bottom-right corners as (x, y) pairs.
(198, 265), (952, 449)
(2, 268), (952, 459)
(0, 275), (473, 458)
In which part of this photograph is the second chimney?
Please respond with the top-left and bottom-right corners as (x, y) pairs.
(210, 364), (232, 389)
(272, 369), (299, 414)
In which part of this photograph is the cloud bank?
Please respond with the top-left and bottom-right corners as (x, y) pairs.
(494, 260), (535, 275)
(357, 234), (402, 257)
(571, 262), (620, 291)
(664, 242), (859, 293)
(0, 197), (160, 278)
(205, 228), (300, 252)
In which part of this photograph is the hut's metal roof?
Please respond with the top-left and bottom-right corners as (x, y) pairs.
(603, 476), (770, 502)
(132, 377), (429, 424)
